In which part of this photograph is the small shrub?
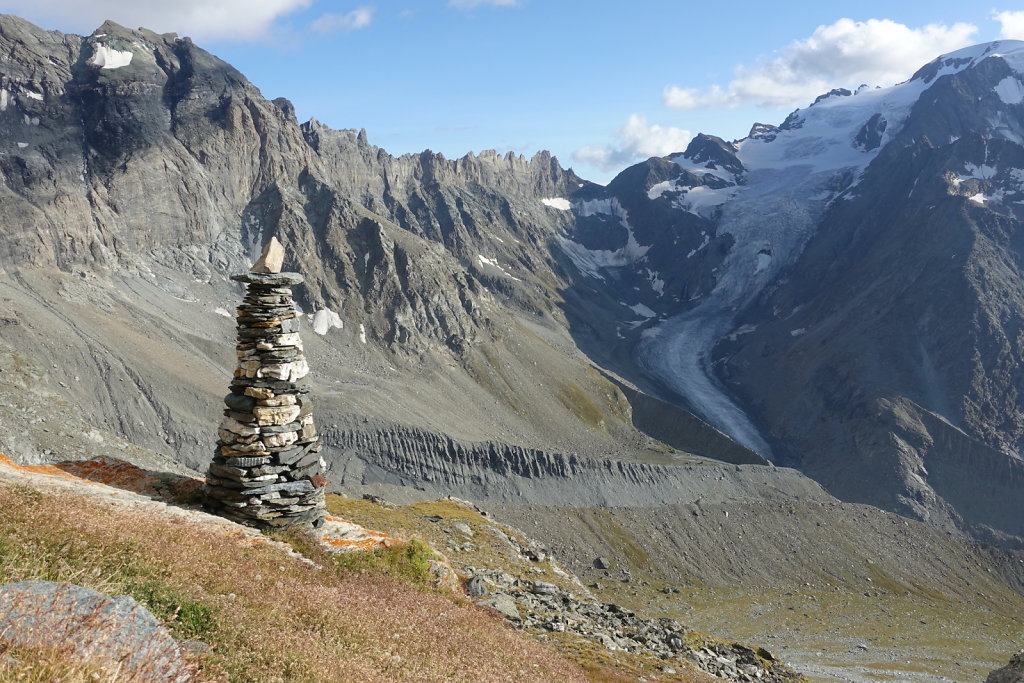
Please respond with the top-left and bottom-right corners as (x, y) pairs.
(332, 540), (438, 589)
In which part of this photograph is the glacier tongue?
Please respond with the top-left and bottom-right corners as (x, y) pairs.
(637, 166), (837, 459)
(583, 42), (1024, 457)
(635, 64), (939, 456)
(639, 305), (773, 456)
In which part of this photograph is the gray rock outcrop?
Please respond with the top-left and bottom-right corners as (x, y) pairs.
(0, 580), (194, 681)
(468, 569), (801, 682)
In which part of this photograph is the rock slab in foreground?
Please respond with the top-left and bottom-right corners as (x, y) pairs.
(0, 580), (193, 681)
(204, 267), (326, 529)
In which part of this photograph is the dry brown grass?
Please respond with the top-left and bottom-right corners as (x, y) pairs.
(0, 485), (588, 682)
(323, 496), (736, 683)
(0, 642), (120, 682)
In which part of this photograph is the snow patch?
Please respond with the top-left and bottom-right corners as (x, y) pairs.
(686, 232), (710, 258)
(669, 154), (737, 184)
(557, 230), (650, 279)
(790, 328), (806, 337)
(476, 254), (521, 281)
(214, 307), (231, 318)
(674, 185), (737, 217)
(358, 323), (367, 344)
(16, 142), (27, 149)
(725, 324), (757, 341)
(962, 163), (997, 180)
(754, 252), (772, 274)
(628, 303), (656, 318)
(90, 44), (133, 70)
(541, 197), (571, 211)
(647, 180), (675, 200)
(24, 90), (42, 101)
(577, 198), (624, 218)
(996, 76), (1024, 105)
(558, 198), (652, 278)
(648, 270), (665, 295)
(968, 193), (989, 205)
(311, 309), (343, 336)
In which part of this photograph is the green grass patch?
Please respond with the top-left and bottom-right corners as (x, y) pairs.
(557, 382), (606, 429)
(331, 539), (439, 589)
(0, 489), (218, 643)
(126, 578), (218, 639)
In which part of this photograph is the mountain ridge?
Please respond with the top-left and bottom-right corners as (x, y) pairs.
(1, 11), (1022, 546)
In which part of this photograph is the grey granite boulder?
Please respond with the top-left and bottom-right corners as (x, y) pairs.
(0, 581), (194, 681)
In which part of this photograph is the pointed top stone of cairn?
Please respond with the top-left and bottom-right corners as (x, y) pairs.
(250, 236), (285, 274)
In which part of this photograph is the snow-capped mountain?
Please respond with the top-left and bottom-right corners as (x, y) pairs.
(556, 40), (1024, 543)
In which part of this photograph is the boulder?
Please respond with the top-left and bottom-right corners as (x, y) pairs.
(0, 581), (192, 681)
(987, 651), (1024, 683)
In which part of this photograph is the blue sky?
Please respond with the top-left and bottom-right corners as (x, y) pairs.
(2, 1), (1022, 182)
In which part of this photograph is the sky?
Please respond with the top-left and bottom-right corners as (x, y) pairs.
(1, 1), (1022, 183)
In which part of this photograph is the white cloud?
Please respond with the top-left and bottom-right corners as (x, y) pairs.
(311, 6), (373, 33)
(994, 10), (1024, 39)
(447, 0), (519, 8)
(573, 114), (692, 172)
(0, 0), (311, 40)
(664, 18), (978, 110)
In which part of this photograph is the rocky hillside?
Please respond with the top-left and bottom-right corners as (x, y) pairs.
(0, 13), (671, 476)
(720, 46), (1024, 544)
(0, 454), (598, 682)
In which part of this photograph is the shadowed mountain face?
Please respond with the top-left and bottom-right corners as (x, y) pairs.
(0, 13), (1023, 548)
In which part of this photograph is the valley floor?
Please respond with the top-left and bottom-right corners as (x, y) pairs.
(486, 502), (1024, 683)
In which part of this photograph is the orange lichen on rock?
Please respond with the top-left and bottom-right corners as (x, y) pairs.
(320, 515), (404, 552)
(0, 453), (80, 480)
(0, 453), (202, 501)
(55, 458), (160, 493)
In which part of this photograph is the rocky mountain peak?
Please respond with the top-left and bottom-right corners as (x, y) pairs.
(678, 133), (744, 176)
(746, 122), (779, 142)
(810, 87), (852, 105)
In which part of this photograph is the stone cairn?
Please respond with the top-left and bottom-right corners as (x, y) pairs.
(203, 237), (326, 529)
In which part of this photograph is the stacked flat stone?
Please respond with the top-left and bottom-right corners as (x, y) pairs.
(203, 268), (326, 529)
